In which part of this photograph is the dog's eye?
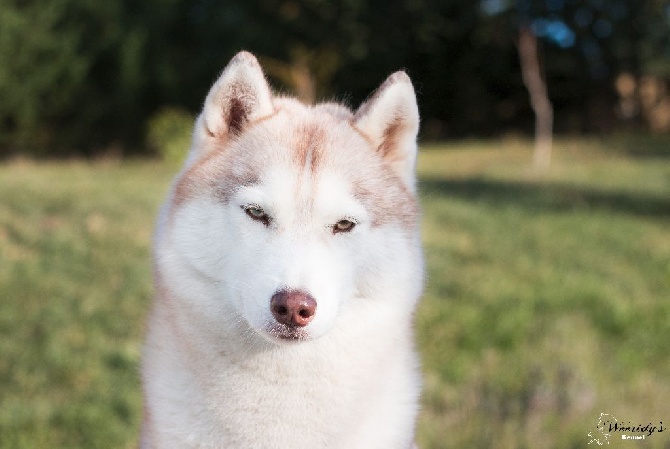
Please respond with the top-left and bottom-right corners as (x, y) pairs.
(242, 205), (270, 226)
(333, 219), (356, 234)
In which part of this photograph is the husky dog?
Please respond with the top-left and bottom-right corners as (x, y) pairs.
(141, 51), (423, 448)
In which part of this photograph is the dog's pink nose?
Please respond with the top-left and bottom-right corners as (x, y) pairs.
(270, 290), (317, 327)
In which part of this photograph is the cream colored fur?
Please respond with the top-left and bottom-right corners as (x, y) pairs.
(141, 51), (423, 448)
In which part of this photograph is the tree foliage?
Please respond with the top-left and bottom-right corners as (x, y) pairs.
(0, 0), (668, 156)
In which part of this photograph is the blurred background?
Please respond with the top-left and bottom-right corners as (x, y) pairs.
(1, 0), (669, 157)
(0, 1), (669, 448)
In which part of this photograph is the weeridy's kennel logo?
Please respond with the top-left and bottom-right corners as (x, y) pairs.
(587, 412), (664, 445)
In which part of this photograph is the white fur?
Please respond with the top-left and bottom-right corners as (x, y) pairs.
(142, 52), (423, 448)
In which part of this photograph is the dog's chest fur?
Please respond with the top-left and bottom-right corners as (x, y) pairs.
(142, 295), (420, 448)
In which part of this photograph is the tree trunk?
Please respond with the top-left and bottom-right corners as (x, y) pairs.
(518, 27), (553, 170)
(259, 54), (316, 104)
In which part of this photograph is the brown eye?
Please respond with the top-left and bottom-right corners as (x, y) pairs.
(242, 205), (270, 226)
(333, 219), (356, 234)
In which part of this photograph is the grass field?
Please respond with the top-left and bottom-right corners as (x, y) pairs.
(1, 138), (669, 448)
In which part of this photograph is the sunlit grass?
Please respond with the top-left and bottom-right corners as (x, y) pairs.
(0, 137), (668, 448)
(0, 161), (172, 448)
(416, 138), (670, 448)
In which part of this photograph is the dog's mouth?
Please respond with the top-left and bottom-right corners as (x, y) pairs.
(265, 323), (310, 342)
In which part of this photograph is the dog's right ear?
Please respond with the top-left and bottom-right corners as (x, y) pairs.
(353, 72), (419, 192)
(200, 51), (274, 141)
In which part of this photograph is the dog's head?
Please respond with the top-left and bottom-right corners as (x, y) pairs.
(162, 52), (422, 344)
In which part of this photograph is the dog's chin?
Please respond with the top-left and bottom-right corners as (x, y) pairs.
(262, 324), (314, 344)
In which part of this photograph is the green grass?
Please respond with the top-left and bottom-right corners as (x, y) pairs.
(0, 161), (171, 448)
(1, 138), (669, 448)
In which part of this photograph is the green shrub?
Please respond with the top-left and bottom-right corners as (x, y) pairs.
(145, 108), (194, 165)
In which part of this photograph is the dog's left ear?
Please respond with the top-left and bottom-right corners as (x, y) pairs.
(203, 51), (274, 138)
(354, 72), (420, 191)
(186, 51), (275, 165)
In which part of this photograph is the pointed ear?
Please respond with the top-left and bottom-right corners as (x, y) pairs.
(354, 72), (420, 191)
(202, 51), (274, 140)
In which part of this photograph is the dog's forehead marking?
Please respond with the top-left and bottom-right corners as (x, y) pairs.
(293, 121), (326, 177)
